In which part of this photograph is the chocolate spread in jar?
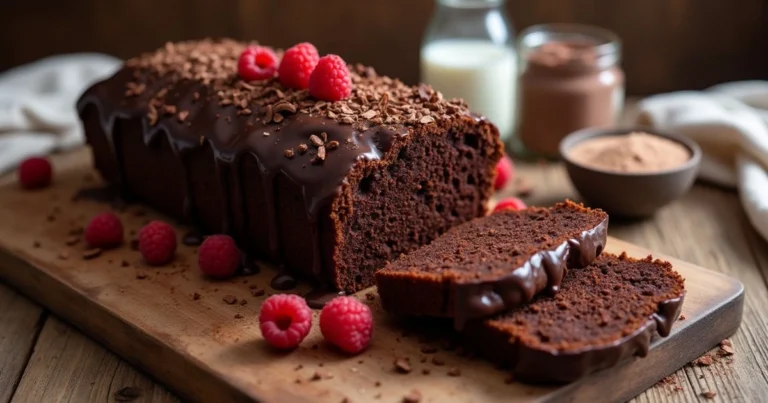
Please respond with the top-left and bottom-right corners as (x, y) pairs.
(518, 40), (624, 157)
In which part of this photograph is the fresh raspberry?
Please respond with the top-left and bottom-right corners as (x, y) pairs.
(138, 221), (177, 266)
(259, 294), (313, 349)
(320, 296), (373, 354)
(198, 234), (241, 279)
(278, 42), (319, 89)
(84, 212), (124, 248)
(238, 46), (278, 81)
(309, 54), (352, 101)
(494, 155), (515, 190)
(493, 197), (527, 213)
(18, 157), (52, 189)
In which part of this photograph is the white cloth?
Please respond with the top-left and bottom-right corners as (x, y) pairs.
(0, 54), (121, 173)
(633, 81), (768, 243)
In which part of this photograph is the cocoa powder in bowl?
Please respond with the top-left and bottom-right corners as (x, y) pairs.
(568, 132), (690, 173)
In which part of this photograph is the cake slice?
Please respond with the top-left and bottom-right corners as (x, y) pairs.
(77, 39), (503, 293)
(463, 252), (685, 383)
(375, 201), (608, 328)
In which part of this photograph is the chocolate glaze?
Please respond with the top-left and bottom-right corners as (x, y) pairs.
(462, 291), (685, 383)
(77, 66), (408, 286)
(452, 216), (608, 329)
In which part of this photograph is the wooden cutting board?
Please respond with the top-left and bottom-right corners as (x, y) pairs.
(0, 149), (743, 403)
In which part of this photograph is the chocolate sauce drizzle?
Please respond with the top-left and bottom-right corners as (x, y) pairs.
(77, 66), (408, 286)
(452, 217), (608, 330)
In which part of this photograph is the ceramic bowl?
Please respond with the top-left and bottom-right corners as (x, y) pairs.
(560, 127), (701, 218)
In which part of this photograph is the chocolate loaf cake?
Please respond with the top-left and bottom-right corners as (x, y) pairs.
(463, 252), (685, 383)
(77, 39), (503, 292)
(375, 201), (608, 328)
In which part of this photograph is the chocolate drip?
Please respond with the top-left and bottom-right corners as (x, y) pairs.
(76, 66), (408, 287)
(452, 217), (608, 330)
(653, 294), (685, 337)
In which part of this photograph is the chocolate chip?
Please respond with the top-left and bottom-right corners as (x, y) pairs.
(394, 357), (411, 373)
(222, 295), (237, 304)
(251, 288), (265, 297)
(82, 248), (102, 260)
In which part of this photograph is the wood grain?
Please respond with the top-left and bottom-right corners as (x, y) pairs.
(515, 162), (768, 402)
(10, 317), (178, 403)
(0, 284), (44, 403)
(0, 0), (767, 94)
(0, 149), (744, 402)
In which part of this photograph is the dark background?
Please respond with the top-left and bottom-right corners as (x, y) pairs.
(1, 0), (766, 95)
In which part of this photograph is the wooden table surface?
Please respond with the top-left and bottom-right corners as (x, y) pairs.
(2, 158), (768, 402)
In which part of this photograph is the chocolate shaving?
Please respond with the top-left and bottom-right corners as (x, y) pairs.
(297, 143), (308, 154)
(402, 389), (422, 403)
(284, 149), (295, 159)
(262, 105), (274, 124)
(313, 146), (326, 164)
(326, 140), (339, 150)
(394, 357), (412, 373)
(273, 101), (297, 114)
(82, 248), (102, 260)
(309, 134), (324, 147)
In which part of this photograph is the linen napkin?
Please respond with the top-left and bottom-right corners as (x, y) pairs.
(633, 81), (768, 243)
(0, 54), (121, 173)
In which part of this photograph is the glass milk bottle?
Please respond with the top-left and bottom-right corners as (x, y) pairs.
(420, 0), (517, 142)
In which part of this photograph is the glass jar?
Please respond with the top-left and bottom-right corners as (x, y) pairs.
(513, 24), (624, 158)
(420, 0), (517, 142)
